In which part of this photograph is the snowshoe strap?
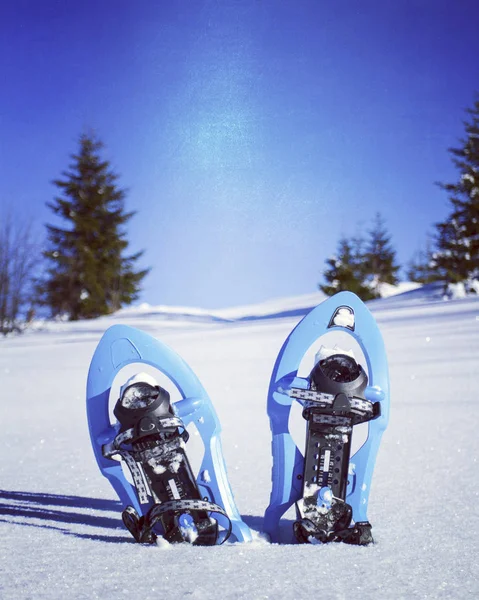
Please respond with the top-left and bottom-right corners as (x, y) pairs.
(294, 496), (352, 542)
(294, 516), (373, 546)
(102, 415), (189, 505)
(122, 505), (155, 543)
(293, 519), (374, 546)
(290, 387), (379, 424)
(118, 450), (150, 504)
(122, 500), (232, 545)
(337, 521), (373, 545)
(102, 415), (230, 545)
(102, 415), (187, 456)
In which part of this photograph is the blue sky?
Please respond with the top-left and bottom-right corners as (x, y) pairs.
(1, 0), (478, 308)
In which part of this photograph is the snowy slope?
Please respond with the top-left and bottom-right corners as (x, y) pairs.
(0, 288), (478, 599)
(27, 282), (422, 333)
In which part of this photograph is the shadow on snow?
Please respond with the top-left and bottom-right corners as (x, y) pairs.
(0, 489), (131, 544)
(0, 491), (297, 545)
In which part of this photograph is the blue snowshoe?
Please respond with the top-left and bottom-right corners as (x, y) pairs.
(86, 324), (252, 545)
(263, 292), (390, 545)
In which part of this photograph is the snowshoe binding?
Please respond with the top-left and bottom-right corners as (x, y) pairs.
(87, 325), (252, 545)
(103, 373), (229, 544)
(292, 353), (378, 545)
(263, 292), (390, 545)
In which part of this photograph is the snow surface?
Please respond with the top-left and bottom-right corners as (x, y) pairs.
(1, 285), (478, 599)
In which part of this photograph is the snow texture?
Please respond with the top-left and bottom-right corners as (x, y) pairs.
(0, 285), (478, 599)
(332, 307), (355, 328)
(179, 521), (199, 544)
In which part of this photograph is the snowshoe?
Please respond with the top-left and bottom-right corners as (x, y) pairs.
(263, 292), (390, 545)
(87, 325), (252, 545)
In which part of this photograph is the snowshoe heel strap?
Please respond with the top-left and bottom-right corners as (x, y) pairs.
(147, 499), (232, 546)
(122, 506), (156, 544)
(294, 497), (353, 544)
(294, 515), (373, 546)
(121, 500), (232, 546)
(337, 521), (373, 545)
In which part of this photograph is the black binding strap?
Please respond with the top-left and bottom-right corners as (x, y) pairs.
(102, 415), (188, 506)
(103, 408), (229, 546)
(293, 512), (373, 545)
(121, 500), (232, 545)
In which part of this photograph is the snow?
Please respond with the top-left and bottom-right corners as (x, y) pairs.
(201, 470), (212, 484)
(447, 282), (468, 300)
(445, 280), (479, 300)
(178, 518), (199, 544)
(315, 345), (356, 363)
(332, 307), (355, 328)
(376, 281), (422, 298)
(1, 285), (479, 598)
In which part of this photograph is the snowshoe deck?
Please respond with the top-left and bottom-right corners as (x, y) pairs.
(86, 325), (251, 545)
(263, 292), (390, 544)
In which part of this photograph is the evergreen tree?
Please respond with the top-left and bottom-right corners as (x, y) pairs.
(42, 134), (149, 319)
(407, 237), (437, 284)
(320, 235), (376, 301)
(434, 96), (479, 293)
(363, 213), (400, 296)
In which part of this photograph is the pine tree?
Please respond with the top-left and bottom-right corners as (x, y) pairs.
(407, 237), (437, 284)
(320, 235), (376, 301)
(363, 213), (400, 296)
(434, 96), (479, 293)
(42, 134), (149, 320)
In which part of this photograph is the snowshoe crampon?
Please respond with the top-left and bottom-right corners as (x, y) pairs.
(263, 292), (390, 545)
(86, 325), (252, 545)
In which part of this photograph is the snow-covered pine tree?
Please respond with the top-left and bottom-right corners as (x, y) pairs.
(42, 134), (149, 320)
(433, 96), (479, 295)
(363, 213), (400, 297)
(320, 235), (376, 300)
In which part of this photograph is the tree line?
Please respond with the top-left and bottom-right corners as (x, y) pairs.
(321, 94), (479, 300)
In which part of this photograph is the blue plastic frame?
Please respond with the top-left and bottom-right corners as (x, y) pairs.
(86, 324), (252, 543)
(263, 292), (390, 542)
